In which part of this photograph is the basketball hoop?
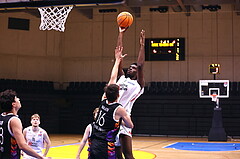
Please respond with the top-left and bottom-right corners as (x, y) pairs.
(211, 94), (218, 102)
(38, 5), (73, 32)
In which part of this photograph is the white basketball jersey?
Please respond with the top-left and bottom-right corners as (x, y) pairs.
(25, 126), (45, 153)
(117, 75), (144, 115)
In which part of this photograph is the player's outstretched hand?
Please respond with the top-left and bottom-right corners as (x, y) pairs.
(119, 26), (128, 33)
(140, 29), (145, 46)
(115, 46), (127, 61)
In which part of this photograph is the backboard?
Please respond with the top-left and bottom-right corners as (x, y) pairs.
(199, 80), (229, 98)
(0, 0), (125, 9)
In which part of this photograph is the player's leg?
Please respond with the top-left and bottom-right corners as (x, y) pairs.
(89, 139), (108, 159)
(120, 134), (134, 159)
(115, 133), (124, 159)
(115, 146), (124, 159)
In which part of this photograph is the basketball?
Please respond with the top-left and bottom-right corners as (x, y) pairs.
(117, 11), (133, 28)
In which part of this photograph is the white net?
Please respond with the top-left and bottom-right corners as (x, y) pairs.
(211, 94), (218, 102)
(38, 5), (73, 32)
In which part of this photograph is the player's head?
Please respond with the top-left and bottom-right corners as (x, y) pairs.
(0, 89), (20, 112)
(126, 63), (138, 80)
(31, 114), (40, 127)
(104, 84), (119, 103)
(93, 107), (99, 120)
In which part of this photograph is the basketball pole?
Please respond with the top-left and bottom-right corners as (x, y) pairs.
(208, 96), (227, 141)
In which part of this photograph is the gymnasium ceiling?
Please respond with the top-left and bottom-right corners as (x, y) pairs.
(125, 0), (239, 16)
(127, 0), (238, 11)
(0, 0), (239, 17)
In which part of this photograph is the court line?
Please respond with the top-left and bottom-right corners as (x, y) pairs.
(50, 142), (79, 148)
(135, 138), (176, 151)
(50, 142), (157, 159)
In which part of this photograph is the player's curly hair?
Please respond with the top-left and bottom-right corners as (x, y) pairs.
(0, 89), (17, 112)
(104, 84), (119, 103)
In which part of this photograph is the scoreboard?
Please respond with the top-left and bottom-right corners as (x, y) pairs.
(145, 38), (185, 61)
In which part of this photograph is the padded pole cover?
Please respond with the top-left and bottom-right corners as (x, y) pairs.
(208, 107), (227, 141)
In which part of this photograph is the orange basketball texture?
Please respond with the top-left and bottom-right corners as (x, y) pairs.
(117, 12), (133, 28)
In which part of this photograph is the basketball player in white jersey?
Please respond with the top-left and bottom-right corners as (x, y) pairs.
(115, 28), (145, 159)
(23, 114), (51, 159)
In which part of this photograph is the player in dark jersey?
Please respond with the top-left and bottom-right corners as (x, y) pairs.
(0, 89), (51, 159)
(76, 46), (133, 159)
(88, 84), (133, 159)
(76, 108), (99, 159)
(0, 113), (20, 159)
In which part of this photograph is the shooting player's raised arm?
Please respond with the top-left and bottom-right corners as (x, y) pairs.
(117, 27), (128, 77)
(137, 30), (145, 88)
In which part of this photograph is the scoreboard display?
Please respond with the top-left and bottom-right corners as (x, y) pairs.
(209, 64), (220, 74)
(145, 38), (185, 61)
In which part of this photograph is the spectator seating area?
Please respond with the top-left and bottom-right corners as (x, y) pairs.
(0, 79), (54, 93)
(67, 81), (107, 94)
(146, 81), (199, 95)
(67, 81), (240, 96)
(0, 79), (239, 137)
(0, 79), (238, 96)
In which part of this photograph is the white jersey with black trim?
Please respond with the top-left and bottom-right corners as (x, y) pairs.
(117, 75), (144, 115)
(24, 126), (45, 153)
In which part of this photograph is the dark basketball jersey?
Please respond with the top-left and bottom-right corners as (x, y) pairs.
(88, 100), (122, 159)
(0, 113), (21, 159)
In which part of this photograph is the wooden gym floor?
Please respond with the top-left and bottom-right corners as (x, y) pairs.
(47, 134), (240, 159)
